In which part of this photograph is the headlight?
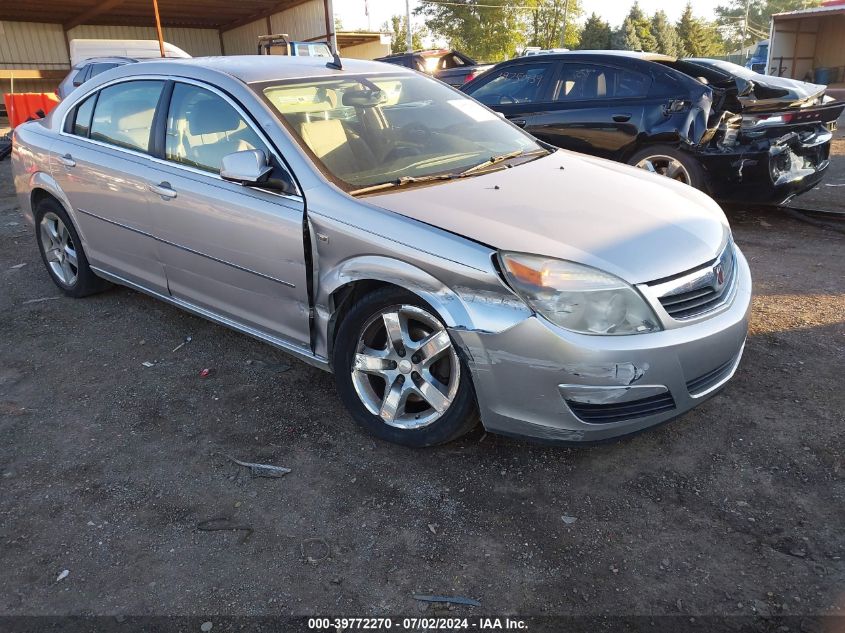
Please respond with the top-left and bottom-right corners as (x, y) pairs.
(499, 252), (661, 335)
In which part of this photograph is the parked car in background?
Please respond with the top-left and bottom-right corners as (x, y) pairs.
(59, 57), (135, 100)
(745, 40), (769, 74)
(58, 39), (191, 100)
(375, 49), (491, 86)
(462, 51), (844, 204)
(12, 56), (750, 447)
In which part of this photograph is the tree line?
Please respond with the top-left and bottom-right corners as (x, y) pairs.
(382, 0), (820, 61)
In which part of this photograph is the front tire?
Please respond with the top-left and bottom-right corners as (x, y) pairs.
(333, 288), (478, 447)
(628, 144), (707, 192)
(34, 197), (109, 297)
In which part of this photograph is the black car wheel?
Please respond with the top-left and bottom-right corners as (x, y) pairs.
(628, 145), (706, 191)
(333, 287), (479, 447)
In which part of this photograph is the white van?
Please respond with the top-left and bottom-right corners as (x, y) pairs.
(69, 39), (191, 66)
(57, 40), (191, 99)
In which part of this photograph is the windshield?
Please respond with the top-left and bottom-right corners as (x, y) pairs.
(256, 72), (543, 190)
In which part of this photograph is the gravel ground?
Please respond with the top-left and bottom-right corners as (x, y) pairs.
(0, 133), (843, 621)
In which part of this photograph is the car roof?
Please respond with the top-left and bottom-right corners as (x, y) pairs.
(507, 50), (677, 62)
(74, 56), (136, 67)
(128, 55), (413, 83)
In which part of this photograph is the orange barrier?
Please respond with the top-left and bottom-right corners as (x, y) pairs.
(3, 92), (60, 128)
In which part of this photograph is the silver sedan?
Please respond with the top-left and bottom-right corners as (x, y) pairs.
(11, 56), (751, 446)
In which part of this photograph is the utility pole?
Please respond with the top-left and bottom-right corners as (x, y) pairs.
(405, 0), (413, 52)
(559, 0), (570, 49)
(152, 0), (165, 57)
(743, 0), (750, 60)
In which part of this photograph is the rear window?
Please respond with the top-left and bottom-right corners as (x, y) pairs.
(554, 63), (651, 100)
(71, 93), (97, 137)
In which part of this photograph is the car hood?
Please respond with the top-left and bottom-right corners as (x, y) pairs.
(364, 151), (730, 285)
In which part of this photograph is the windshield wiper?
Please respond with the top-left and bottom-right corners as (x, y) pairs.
(458, 149), (526, 176)
(350, 173), (455, 196)
(349, 149), (544, 196)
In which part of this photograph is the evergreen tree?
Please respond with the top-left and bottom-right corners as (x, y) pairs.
(676, 2), (724, 57)
(652, 10), (682, 57)
(613, 18), (641, 51)
(577, 13), (612, 50)
(616, 2), (658, 52)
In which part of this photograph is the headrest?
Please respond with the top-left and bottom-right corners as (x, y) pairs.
(112, 100), (154, 128)
(187, 97), (241, 135)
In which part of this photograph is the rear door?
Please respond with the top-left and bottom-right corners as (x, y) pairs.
(535, 62), (653, 160)
(144, 80), (311, 345)
(466, 61), (556, 132)
(50, 79), (168, 292)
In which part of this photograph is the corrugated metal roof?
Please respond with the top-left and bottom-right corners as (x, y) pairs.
(0, 0), (318, 30)
(773, 3), (845, 19)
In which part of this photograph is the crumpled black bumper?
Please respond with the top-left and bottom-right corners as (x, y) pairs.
(696, 125), (834, 205)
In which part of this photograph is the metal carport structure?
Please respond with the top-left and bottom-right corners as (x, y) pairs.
(0, 0), (336, 96)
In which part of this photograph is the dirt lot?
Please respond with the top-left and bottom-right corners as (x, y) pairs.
(0, 133), (843, 623)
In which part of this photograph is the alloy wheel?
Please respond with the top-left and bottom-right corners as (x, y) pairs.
(351, 305), (460, 430)
(40, 212), (79, 286)
(635, 155), (692, 184)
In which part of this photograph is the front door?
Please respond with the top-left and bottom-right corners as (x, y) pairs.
(468, 61), (557, 135)
(145, 81), (310, 346)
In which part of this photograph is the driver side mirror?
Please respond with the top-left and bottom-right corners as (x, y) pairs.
(220, 149), (296, 195)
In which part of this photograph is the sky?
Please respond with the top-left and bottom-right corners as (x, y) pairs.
(334, 0), (726, 32)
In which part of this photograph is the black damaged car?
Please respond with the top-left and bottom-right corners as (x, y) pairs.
(461, 51), (844, 204)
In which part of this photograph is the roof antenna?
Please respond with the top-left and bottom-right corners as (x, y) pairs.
(326, 50), (343, 71)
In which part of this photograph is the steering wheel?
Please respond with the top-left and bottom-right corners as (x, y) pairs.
(384, 144), (423, 161)
(400, 122), (433, 143)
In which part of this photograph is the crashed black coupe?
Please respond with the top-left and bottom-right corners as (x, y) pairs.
(461, 51), (844, 204)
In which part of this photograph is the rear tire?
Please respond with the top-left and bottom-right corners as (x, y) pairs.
(34, 197), (110, 298)
(333, 287), (479, 447)
(628, 145), (707, 192)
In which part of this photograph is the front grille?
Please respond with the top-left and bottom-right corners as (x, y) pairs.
(566, 392), (676, 424)
(686, 356), (737, 396)
(656, 243), (736, 320)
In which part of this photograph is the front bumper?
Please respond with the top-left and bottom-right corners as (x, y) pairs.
(451, 248), (752, 443)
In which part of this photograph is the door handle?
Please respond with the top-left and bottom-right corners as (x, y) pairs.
(59, 153), (76, 168)
(149, 182), (177, 199)
(612, 114), (632, 123)
(510, 119), (527, 128)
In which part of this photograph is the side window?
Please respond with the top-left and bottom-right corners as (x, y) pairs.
(165, 83), (269, 174)
(439, 54), (467, 70)
(554, 64), (650, 101)
(468, 63), (550, 106)
(90, 80), (164, 152)
(71, 93), (97, 137)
